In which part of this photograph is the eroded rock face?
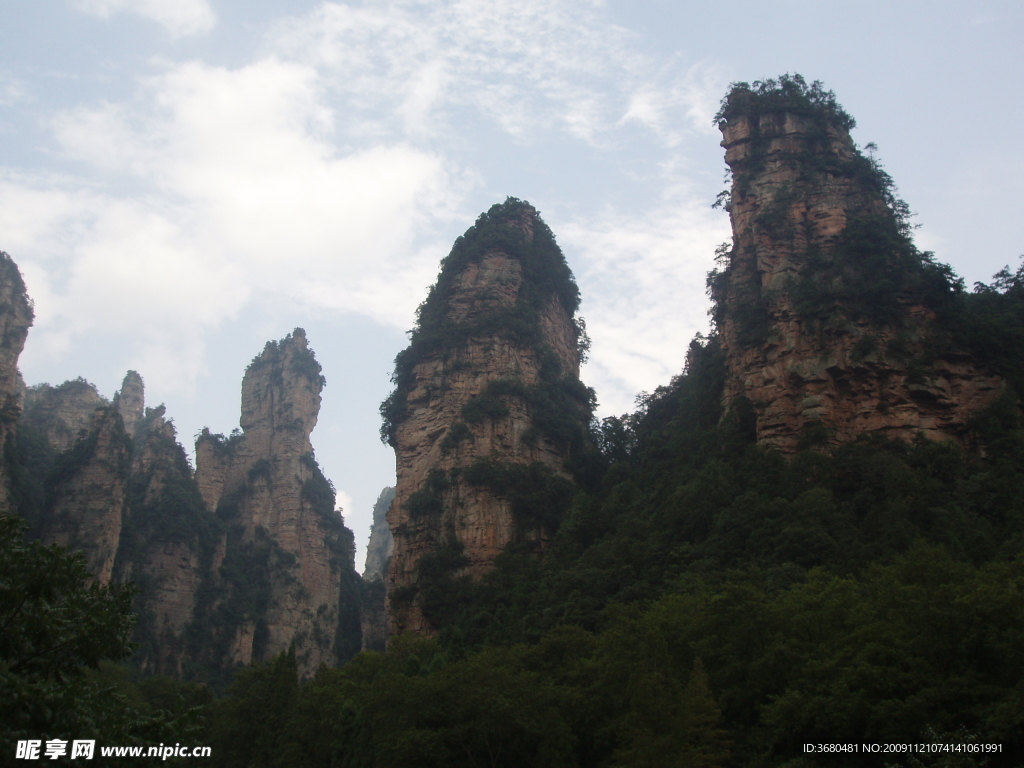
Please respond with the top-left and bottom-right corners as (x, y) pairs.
(384, 200), (591, 636)
(194, 329), (359, 675)
(715, 106), (1004, 451)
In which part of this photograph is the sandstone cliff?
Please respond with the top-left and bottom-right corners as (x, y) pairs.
(0, 252), (33, 513)
(194, 329), (361, 675)
(712, 77), (1004, 451)
(383, 199), (593, 636)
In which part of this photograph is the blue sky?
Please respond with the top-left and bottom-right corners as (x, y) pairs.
(1, 0), (1021, 567)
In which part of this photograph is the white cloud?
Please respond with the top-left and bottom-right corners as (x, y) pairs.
(271, 0), (719, 147)
(565, 185), (731, 416)
(73, 0), (216, 37)
(5, 55), (465, 395)
(0, 71), (26, 107)
(6, 0), (733, 411)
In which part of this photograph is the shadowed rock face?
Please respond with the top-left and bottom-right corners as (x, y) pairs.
(194, 329), (360, 676)
(363, 486), (395, 582)
(715, 99), (1004, 451)
(116, 405), (214, 677)
(361, 486), (395, 653)
(384, 200), (591, 637)
(0, 252), (33, 512)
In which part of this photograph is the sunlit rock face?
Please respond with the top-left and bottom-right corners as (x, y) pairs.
(384, 200), (592, 637)
(194, 329), (361, 676)
(715, 89), (1004, 452)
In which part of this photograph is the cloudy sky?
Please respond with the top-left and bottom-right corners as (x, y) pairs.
(1, 0), (1021, 568)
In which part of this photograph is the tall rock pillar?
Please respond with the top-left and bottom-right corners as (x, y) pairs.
(712, 77), (1003, 451)
(382, 199), (593, 636)
(194, 329), (360, 675)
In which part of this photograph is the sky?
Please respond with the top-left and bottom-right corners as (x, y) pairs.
(1, 0), (1021, 570)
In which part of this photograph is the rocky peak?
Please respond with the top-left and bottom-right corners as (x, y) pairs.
(240, 328), (322, 451)
(712, 76), (1003, 451)
(383, 198), (593, 636)
(114, 371), (145, 438)
(193, 329), (359, 675)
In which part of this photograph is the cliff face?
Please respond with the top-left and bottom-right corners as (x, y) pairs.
(195, 329), (360, 675)
(383, 199), (592, 636)
(42, 406), (131, 584)
(713, 81), (1004, 451)
(118, 405), (215, 677)
(0, 252), (34, 513)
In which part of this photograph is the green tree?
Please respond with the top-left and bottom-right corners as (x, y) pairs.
(207, 644), (299, 768)
(0, 513), (189, 764)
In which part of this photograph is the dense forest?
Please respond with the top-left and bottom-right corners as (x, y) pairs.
(4, 77), (1024, 766)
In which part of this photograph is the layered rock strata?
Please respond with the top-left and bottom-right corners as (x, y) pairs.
(194, 329), (359, 675)
(714, 84), (1004, 451)
(384, 199), (591, 636)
